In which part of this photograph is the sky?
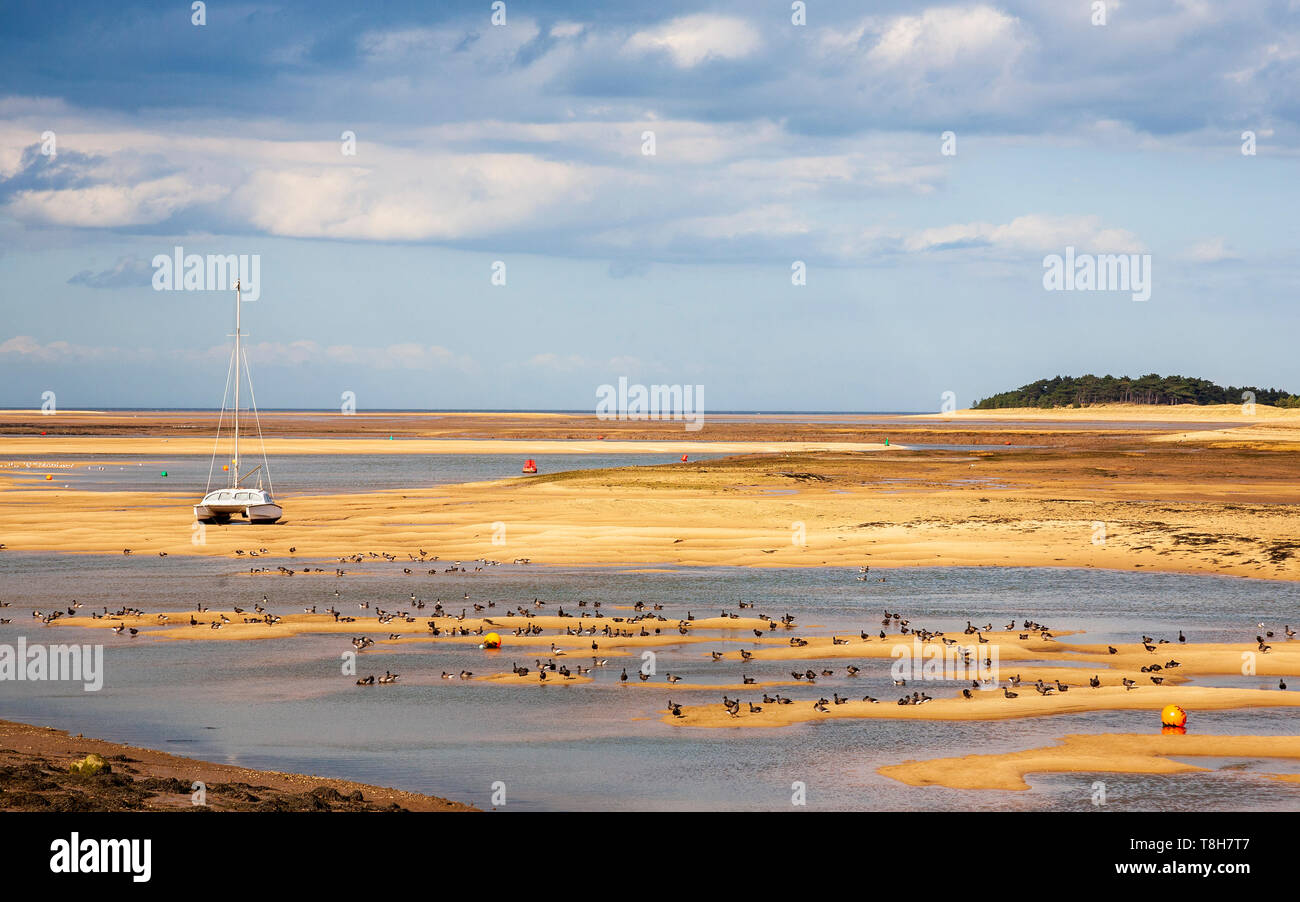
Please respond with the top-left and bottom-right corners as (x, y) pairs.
(0, 0), (1297, 412)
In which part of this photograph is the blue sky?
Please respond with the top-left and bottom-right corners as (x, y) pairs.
(1, 0), (1297, 410)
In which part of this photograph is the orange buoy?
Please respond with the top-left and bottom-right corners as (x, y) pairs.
(1161, 704), (1187, 728)
(522, 459), (538, 474)
(482, 632), (501, 649)
(45, 474), (53, 480)
(223, 465), (229, 471)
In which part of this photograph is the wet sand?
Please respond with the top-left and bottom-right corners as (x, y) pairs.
(6, 405), (1300, 803)
(878, 732), (1300, 790)
(665, 684), (1300, 728)
(4, 437), (1300, 581)
(49, 608), (776, 644)
(0, 719), (474, 811)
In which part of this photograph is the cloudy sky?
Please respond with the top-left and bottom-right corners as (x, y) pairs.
(1, 0), (1297, 411)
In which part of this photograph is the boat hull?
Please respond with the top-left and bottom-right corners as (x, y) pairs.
(246, 502), (282, 524)
(195, 490), (282, 524)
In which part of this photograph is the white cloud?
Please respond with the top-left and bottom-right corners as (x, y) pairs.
(4, 335), (475, 371)
(251, 340), (474, 371)
(9, 176), (226, 228)
(1184, 237), (1239, 263)
(224, 152), (589, 242)
(526, 352), (588, 372)
(624, 14), (761, 67)
(550, 22), (585, 39)
(866, 5), (1026, 71)
(905, 214), (1145, 255)
(0, 335), (127, 361)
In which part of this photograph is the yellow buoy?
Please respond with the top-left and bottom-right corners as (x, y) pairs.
(45, 474), (53, 480)
(1161, 704), (1187, 728)
(482, 632), (501, 649)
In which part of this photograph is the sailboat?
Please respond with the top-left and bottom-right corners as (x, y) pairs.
(193, 279), (282, 524)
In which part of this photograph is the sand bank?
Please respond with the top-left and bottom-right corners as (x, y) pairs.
(664, 685), (1300, 728)
(49, 608), (777, 644)
(878, 732), (1300, 790)
(4, 424), (1300, 583)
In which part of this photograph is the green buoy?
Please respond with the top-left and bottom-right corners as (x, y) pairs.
(161, 471), (168, 477)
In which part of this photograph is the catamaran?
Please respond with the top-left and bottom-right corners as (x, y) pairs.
(194, 279), (282, 524)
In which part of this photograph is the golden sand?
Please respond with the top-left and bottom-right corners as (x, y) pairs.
(665, 685), (1300, 728)
(49, 608), (776, 644)
(878, 732), (1300, 790)
(4, 449), (1300, 582)
(5, 405), (1300, 582)
(10, 410), (1299, 800)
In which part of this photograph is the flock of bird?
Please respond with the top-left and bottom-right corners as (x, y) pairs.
(4, 556), (1295, 710)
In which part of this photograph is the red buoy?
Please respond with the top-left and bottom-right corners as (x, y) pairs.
(680, 454), (688, 462)
(522, 459), (538, 474)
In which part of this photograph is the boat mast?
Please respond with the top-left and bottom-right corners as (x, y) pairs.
(232, 279), (240, 487)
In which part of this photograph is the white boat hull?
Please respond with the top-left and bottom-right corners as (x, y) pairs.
(195, 489), (282, 524)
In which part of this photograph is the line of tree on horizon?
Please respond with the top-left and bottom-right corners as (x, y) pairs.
(973, 374), (1300, 409)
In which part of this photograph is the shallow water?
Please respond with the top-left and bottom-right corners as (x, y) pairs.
(0, 557), (1297, 811)
(1, 452), (717, 495)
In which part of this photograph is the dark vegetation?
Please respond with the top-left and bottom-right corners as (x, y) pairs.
(975, 374), (1300, 409)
